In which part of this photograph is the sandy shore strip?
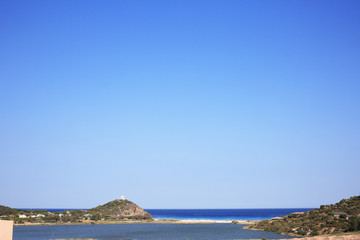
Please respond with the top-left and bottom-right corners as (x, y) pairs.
(14, 219), (259, 226)
(282, 235), (360, 240)
(153, 218), (258, 224)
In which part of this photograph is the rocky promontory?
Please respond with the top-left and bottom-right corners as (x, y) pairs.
(88, 199), (152, 220)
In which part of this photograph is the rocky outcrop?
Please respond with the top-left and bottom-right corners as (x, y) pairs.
(87, 199), (152, 220)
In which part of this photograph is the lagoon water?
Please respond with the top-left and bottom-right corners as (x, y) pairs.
(14, 223), (296, 240)
(14, 209), (311, 239)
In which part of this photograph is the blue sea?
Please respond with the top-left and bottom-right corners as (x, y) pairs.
(145, 208), (313, 220)
(38, 208), (313, 220)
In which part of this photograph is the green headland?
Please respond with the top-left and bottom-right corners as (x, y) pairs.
(247, 195), (360, 237)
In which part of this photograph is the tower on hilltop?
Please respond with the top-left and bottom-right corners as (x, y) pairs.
(120, 195), (125, 200)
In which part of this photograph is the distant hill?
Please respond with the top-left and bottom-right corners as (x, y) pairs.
(0, 205), (18, 215)
(87, 199), (152, 220)
(248, 196), (360, 236)
(1, 198), (152, 223)
(0, 205), (48, 216)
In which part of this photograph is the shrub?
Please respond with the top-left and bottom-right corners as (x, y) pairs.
(310, 231), (319, 236)
(349, 216), (359, 231)
(297, 229), (307, 236)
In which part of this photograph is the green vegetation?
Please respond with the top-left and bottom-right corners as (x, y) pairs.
(0, 205), (18, 215)
(0, 198), (152, 224)
(249, 196), (360, 237)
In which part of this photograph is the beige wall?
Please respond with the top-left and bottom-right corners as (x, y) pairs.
(0, 220), (13, 240)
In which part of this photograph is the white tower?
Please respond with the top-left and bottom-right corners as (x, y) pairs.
(120, 195), (125, 200)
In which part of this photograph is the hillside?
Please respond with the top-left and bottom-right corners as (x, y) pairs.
(0, 205), (48, 216)
(0, 205), (18, 215)
(0, 198), (152, 223)
(248, 196), (360, 237)
(87, 199), (152, 220)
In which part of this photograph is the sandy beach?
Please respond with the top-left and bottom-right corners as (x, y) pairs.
(282, 235), (360, 240)
(153, 218), (258, 224)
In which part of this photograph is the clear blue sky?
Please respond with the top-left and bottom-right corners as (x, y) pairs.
(1, 0), (359, 209)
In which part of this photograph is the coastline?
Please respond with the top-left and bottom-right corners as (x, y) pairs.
(14, 218), (259, 226)
(154, 218), (259, 224)
(281, 234), (360, 240)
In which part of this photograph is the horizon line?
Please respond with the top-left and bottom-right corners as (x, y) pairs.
(16, 207), (316, 210)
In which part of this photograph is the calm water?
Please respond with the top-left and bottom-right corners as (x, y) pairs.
(14, 223), (296, 240)
(14, 208), (311, 239)
(145, 208), (313, 220)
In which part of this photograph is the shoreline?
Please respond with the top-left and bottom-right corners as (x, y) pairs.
(154, 218), (259, 224)
(14, 218), (259, 226)
(281, 234), (360, 240)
